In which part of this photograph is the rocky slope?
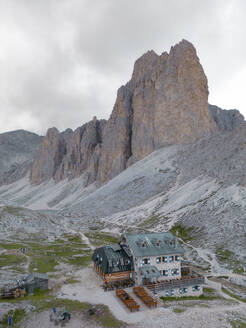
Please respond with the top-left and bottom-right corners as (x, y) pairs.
(0, 130), (42, 186)
(0, 126), (246, 273)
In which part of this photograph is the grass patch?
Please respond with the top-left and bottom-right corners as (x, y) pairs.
(0, 242), (24, 250)
(36, 298), (89, 312)
(173, 308), (186, 313)
(222, 287), (246, 303)
(0, 308), (26, 327)
(65, 278), (80, 284)
(2, 206), (23, 216)
(203, 287), (216, 295)
(229, 320), (246, 328)
(138, 215), (160, 228)
(160, 294), (224, 302)
(0, 254), (26, 269)
(27, 236), (92, 273)
(96, 306), (124, 328)
(62, 234), (84, 244)
(66, 255), (91, 267)
(216, 247), (232, 262)
(30, 256), (58, 273)
(85, 231), (119, 247)
(234, 266), (245, 274)
(170, 224), (194, 242)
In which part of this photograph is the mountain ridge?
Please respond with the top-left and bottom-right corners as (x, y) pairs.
(12, 39), (241, 189)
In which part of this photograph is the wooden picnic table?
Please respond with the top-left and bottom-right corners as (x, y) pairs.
(115, 289), (140, 312)
(133, 286), (157, 308)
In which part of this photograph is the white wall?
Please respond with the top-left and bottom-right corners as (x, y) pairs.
(133, 253), (182, 285)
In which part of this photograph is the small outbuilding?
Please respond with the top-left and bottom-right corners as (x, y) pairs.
(22, 273), (48, 294)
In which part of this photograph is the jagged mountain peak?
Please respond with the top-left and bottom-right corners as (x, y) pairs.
(1, 40), (245, 191)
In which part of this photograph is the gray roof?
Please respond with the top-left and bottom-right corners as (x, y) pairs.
(140, 265), (161, 279)
(92, 244), (132, 274)
(122, 232), (184, 257)
(25, 273), (48, 283)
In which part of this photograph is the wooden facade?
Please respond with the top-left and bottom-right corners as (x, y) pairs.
(94, 263), (131, 282)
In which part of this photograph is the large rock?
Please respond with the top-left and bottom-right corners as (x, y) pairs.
(30, 118), (106, 185)
(54, 118), (106, 185)
(30, 127), (67, 184)
(97, 40), (217, 184)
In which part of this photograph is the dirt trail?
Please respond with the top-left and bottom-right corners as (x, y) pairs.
(66, 225), (96, 250)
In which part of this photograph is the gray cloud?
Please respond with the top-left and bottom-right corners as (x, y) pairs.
(0, 0), (245, 135)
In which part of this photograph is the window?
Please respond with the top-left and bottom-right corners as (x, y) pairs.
(171, 288), (174, 296)
(156, 257), (161, 264)
(164, 270), (168, 276)
(169, 256), (174, 263)
(192, 285), (200, 292)
(175, 255), (180, 262)
(162, 256), (168, 263)
(180, 288), (187, 294)
(125, 259), (130, 265)
(165, 290), (169, 297)
(171, 268), (179, 275)
(142, 258), (150, 265)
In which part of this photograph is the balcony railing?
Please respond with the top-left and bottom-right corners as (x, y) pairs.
(146, 275), (205, 293)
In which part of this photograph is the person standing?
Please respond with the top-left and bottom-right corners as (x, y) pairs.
(8, 315), (13, 326)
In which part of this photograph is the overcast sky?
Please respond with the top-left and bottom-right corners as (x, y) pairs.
(0, 0), (245, 135)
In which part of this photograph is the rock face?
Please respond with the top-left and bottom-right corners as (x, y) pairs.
(29, 39), (245, 187)
(209, 104), (244, 131)
(54, 118), (106, 185)
(0, 130), (42, 186)
(30, 119), (106, 185)
(30, 127), (70, 184)
(98, 40), (217, 184)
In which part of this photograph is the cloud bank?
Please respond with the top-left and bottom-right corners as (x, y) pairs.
(0, 0), (245, 134)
